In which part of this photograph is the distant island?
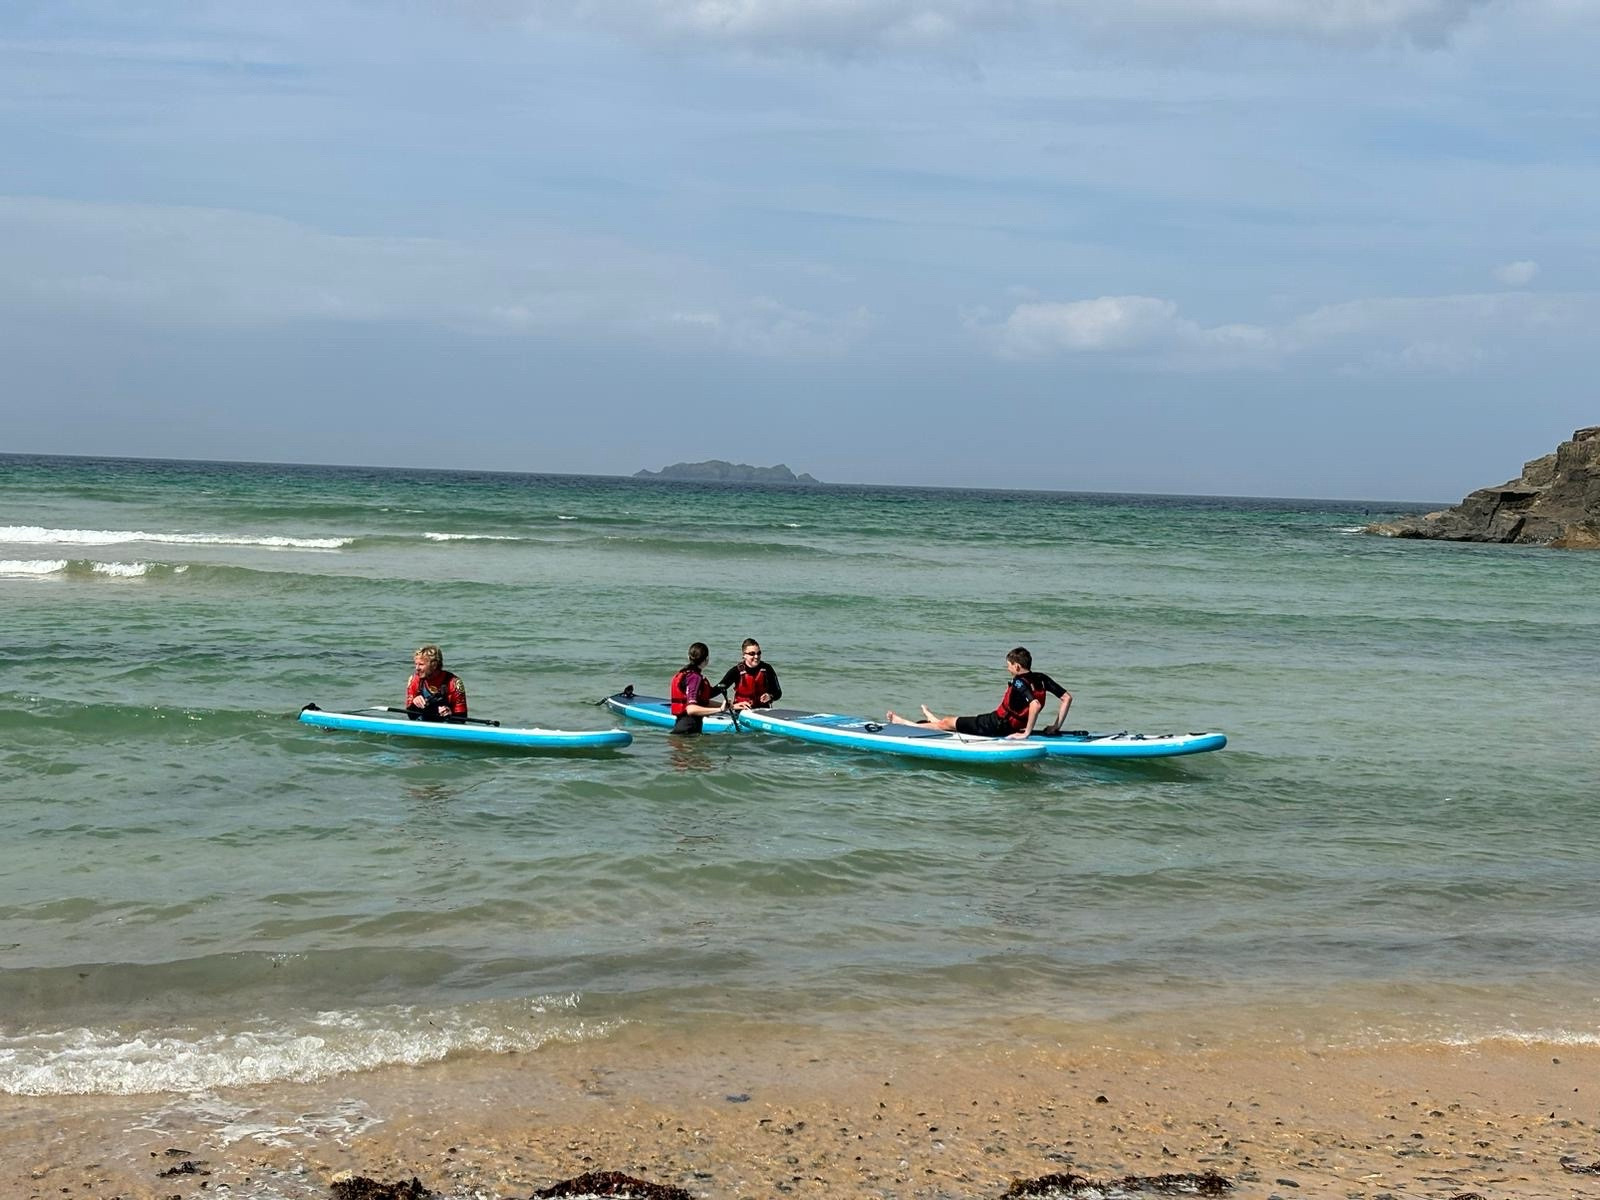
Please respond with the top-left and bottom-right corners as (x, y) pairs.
(635, 460), (821, 484)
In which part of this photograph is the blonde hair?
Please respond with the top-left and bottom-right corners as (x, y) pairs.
(414, 644), (444, 670)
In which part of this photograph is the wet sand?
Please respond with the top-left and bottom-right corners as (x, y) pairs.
(6, 1028), (1597, 1199)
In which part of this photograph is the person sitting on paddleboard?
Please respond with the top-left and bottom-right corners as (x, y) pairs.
(714, 638), (783, 710)
(406, 644), (468, 722)
(669, 641), (729, 735)
(887, 646), (1068, 739)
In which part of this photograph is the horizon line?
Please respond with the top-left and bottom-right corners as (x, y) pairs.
(0, 449), (1447, 509)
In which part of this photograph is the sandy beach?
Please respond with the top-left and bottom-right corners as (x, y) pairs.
(7, 1025), (1597, 1200)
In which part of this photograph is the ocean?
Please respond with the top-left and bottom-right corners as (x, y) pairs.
(3, 451), (1598, 1110)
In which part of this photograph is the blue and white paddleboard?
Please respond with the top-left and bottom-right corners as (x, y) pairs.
(299, 705), (632, 751)
(736, 707), (1048, 764)
(1028, 728), (1227, 758)
(601, 691), (741, 734)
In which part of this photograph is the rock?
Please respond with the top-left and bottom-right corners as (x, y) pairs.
(1365, 426), (1600, 549)
(634, 460), (821, 484)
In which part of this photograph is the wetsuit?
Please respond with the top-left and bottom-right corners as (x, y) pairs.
(715, 661), (782, 709)
(406, 669), (468, 721)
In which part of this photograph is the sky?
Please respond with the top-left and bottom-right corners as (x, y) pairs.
(1, 1), (1597, 500)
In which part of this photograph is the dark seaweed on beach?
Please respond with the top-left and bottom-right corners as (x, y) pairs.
(156, 1159), (209, 1178)
(1561, 1157), (1600, 1174)
(1001, 1170), (1232, 1197)
(329, 1176), (435, 1200)
(531, 1170), (693, 1199)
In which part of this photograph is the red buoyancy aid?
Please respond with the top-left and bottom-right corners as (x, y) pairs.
(992, 673), (1046, 732)
(670, 667), (707, 715)
(733, 664), (775, 707)
(410, 669), (465, 720)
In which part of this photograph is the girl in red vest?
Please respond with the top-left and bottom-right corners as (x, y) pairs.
(669, 642), (728, 735)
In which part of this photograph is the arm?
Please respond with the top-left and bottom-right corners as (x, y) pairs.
(1036, 673), (1072, 734)
(447, 676), (468, 719)
(1008, 697), (1044, 739)
(762, 664), (781, 705)
(683, 673), (728, 717)
(1044, 689), (1072, 734)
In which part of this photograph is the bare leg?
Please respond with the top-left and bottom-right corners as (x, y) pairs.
(888, 708), (959, 731)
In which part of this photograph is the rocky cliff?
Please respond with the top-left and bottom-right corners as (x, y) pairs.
(1366, 426), (1600, 549)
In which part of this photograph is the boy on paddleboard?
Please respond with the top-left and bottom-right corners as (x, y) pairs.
(887, 646), (1071, 739)
(406, 644), (469, 722)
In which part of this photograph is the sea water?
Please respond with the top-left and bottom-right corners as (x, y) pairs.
(2, 453), (1598, 1099)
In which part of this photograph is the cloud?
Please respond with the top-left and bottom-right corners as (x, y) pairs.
(978, 295), (1275, 367)
(975, 289), (1600, 375)
(1494, 260), (1539, 286)
(0, 196), (866, 358)
(515, 0), (1492, 52)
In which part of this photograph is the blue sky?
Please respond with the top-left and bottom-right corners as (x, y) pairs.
(2, 1), (1596, 499)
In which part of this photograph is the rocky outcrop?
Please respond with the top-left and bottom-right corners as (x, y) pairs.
(1366, 426), (1600, 549)
(635, 460), (820, 484)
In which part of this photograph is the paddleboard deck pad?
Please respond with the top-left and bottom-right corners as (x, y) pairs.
(1029, 728), (1227, 757)
(736, 707), (1048, 763)
(299, 704), (632, 750)
(602, 690), (740, 734)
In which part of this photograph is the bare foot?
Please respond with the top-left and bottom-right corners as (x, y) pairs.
(920, 704), (939, 723)
(886, 709), (903, 724)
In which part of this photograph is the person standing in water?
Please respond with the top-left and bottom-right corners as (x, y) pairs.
(669, 642), (728, 735)
(406, 644), (468, 722)
(715, 638), (783, 710)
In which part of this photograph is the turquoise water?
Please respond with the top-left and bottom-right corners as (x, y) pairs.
(3, 453), (1597, 1096)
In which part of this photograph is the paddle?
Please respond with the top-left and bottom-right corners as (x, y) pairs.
(374, 705), (502, 728)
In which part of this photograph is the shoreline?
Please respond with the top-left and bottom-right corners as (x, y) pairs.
(7, 1025), (1596, 1199)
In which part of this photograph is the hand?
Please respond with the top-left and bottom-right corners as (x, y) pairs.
(758, 693), (771, 705)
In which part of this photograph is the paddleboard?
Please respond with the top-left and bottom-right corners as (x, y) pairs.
(601, 690), (741, 734)
(1028, 727), (1227, 758)
(735, 707), (1048, 764)
(299, 704), (632, 750)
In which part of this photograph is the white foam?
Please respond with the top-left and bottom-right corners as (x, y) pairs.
(0, 996), (611, 1096)
(90, 561), (153, 577)
(0, 525), (349, 550)
(1439, 1027), (1600, 1048)
(131, 1093), (382, 1149)
(0, 558), (67, 577)
(422, 532), (522, 541)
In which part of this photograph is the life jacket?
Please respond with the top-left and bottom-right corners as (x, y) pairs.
(993, 672), (1046, 733)
(414, 670), (461, 721)
(670, 666), (707, 716)
(732, 664), (774, 707)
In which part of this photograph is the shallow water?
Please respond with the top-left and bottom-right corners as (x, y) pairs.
(3, 453), (1598, 1098)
